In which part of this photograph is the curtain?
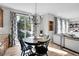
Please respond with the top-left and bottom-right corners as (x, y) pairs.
(54, 17), (57, 34)
(65, 20), (69, 33)
(62, 19), (69, 33)
(10, 11), (17, 46)
(62, 19), (65, 33)
(57, 18), (62, 34)
(56, 18), (69, 34)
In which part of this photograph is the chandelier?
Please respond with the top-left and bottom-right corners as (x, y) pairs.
(33, 3), (41, 25)
(33, 3), (41, 38)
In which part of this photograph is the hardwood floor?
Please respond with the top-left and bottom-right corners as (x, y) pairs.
(3, 41), (79, 56)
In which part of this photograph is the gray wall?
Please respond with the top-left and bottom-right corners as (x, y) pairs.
(0, 7), (10, 34)
(39, 14), (55, 40)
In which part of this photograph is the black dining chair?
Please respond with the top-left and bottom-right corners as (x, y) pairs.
(35, 40), (50, 56)
(18, 38), (33, 56)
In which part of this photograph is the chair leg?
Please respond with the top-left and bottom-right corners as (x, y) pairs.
(46, 53), (48, 56)
(46, 54), (48, 56)
(21, 52), (23, 56)
(23, 52), (25, 56)
(21, 51), (25, 56)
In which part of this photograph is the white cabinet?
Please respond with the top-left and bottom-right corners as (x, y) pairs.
(65, 38), (79, 52)
(53, 34), (79, 53)
(53, 34), (61, 45)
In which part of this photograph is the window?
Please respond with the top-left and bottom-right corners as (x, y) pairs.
(62, 20), (65, 33)
(17, 14), (33, 39)
(57, 18), (61, 34)
(0, 8), (3, 27)
(57, 18), (69, 34)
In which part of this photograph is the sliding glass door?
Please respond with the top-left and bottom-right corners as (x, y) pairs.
(17, 14), (33, 40)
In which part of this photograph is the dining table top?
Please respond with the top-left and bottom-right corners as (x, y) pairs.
(23, 36), (49, 45)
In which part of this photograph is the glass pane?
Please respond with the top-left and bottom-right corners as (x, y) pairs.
(17, 14), (33, 40)
(57, 18), (61, 34)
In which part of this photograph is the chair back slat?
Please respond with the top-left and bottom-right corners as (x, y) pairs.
(18, 39), (27, 50)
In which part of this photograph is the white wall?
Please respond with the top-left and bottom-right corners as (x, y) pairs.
(40, 14), (55, 40)
(0, 7), (10, 34)
(40, 14), (63, 46)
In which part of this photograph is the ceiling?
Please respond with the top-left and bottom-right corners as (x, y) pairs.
(0, 3), (79, 19)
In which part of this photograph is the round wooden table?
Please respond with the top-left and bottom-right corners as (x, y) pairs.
(23, 36), (49, 45)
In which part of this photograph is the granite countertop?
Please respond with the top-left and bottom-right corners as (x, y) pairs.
(64, 34), (79, 41)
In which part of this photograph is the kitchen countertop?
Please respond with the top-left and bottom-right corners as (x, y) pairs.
(64, 34), (79, 41)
